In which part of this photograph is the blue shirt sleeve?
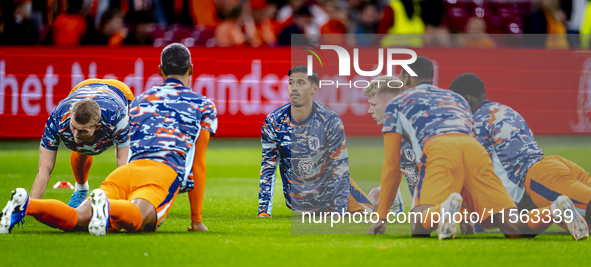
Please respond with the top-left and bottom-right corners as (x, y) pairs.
(113, 109), (130, 148)
(382, 101), (402, 134)
(258, 114), (279, 215)
(200, 98), (218, 136)
(40, 113), (61, 151)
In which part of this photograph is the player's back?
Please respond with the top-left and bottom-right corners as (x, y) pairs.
(473, 101), (544, 188)
(383, 83), (473, 156)
(128, 78), (216, 191)
(42, 83), (129, 155)
(64, 83), (128, 108)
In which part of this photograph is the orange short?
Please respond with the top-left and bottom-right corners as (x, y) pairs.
(99, 159), (180, 229)
(525, 155), (591, 212)
(70, 78), (135, 101)
(415, 133), (516, 226)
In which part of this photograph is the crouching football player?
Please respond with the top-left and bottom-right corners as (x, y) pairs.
(366, 57), (584, 240)
(364, 75), (417, 214)
(32, 78), (134, 208)
(0, 43), (216, 235)
(257, 66), (373, 217)
(450, 73), (589, 239)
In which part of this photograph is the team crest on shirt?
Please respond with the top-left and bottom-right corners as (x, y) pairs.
(403, 148), (416, 162)
(308, 137), (320, 151)
(293, 159), (316, 179)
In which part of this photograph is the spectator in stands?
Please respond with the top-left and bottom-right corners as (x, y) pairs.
(154, 0), (196, 27)
(215, 4), (245, 47)
(52, 0), (87, 46)
(275, 0), (303, 36)
(463, 17), (495, 48)
(276, 0), (305, 24)
(319, 1), (348, 45)
(543, 0), (569, 49)
(277, 0), (328, 43)
(321, 1), (347, 34)
(420, 0), (450, 47)
(190, 0), (220, 28)
(278, 5), (313, 45)
(85, 8), (128, 46)
(378, 0), (425, 47)
(564, 0), (584, 34)
(1, 0), (39, 45)
(345, 0), (364, 35)
(266, 0), (281, 33)
(84, 8), (127, 46)
(581, 0), (591, 48)
(524, 0), (568, 49)
(245, 0), (276, 47)
(354, 2), (379, 45)
(123, 11), (155, 45)
(151, 0), (220, 28)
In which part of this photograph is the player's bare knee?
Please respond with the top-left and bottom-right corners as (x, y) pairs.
(75, 199), (92, 228)
(132, 199), (157, 232)
(410, 205), (431, 237)
(368, 187), (380, 205)
(493, 213), (535, 238)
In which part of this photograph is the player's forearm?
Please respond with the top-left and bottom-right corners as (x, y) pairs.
(31, 146), (57, 199)
(377, 133), (403, 219)
(258, 175), (273, 215)
(188, 162), (207, 222)
(30, 171), (51, 199)
(116, 156), (126, 168)
(377, 164), (402, 219)
(116, 146), (129, 167)
(188, 185), (204, 222)
(258, 156), (277, 215)
(189, 130), (210, 222)
(188, 165), (206, 222)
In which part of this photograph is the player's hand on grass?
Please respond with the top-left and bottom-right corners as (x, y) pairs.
(366, 220), (387, 235)
(258, 212), (271, 218)
(188, 221), (208, 232)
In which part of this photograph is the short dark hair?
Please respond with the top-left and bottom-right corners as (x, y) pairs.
(161, 43), (192, 76)
(288, 65), (319, 86)
(401, 56), (434, 81)
(449, 73), (486, 97)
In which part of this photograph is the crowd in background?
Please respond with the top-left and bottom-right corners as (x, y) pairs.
(0, 0), (587, 48)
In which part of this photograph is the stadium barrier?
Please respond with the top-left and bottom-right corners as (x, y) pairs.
(0, 46), (590, 138)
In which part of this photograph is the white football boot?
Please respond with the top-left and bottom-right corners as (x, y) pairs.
(437, 192), (463, 240)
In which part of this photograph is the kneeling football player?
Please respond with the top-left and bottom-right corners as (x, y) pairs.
(1, 43), (217, 235)
(257, 66), (373, 217)
(32, 78), (134, 208)
(364, 75), (417, 214)
(366, 57), (585, 240)
(450, 73), (589, 239)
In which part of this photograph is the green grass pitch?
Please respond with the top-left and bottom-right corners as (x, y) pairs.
(1, 136), (590, 266)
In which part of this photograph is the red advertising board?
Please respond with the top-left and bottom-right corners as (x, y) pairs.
(1, 46), (590, 139)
